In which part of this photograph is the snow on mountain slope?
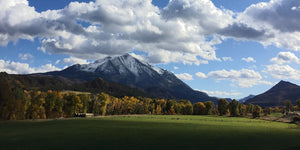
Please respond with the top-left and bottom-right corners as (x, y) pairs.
(79, 53), (164, 77)
(80, 57), (111, 72)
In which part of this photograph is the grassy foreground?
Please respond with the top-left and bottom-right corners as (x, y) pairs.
(0, 115), (300, 150)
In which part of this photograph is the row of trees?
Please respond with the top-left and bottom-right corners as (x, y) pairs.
(193, 99), (263, 118)
(0, 80), (196, 120)
(1, 79), (299, 120)
(194, 99), (300, 118)
(282, 99), (300, 114)
(0, 83), (260, 120)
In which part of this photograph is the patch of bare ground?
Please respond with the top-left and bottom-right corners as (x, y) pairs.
(260, 112), (300, 127)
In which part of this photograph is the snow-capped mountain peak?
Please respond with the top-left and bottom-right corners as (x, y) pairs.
(79, 53), (164, 76)
(44, 53), (217, 103)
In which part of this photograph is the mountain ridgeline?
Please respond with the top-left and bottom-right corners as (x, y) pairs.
(0, 72), (148, 98)
(245, 80), (300, 107)
(43, 54), (218, 103)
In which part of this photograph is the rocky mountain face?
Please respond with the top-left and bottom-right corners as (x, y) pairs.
(44, 54), (218, 103)
(245, 80), (300, 107)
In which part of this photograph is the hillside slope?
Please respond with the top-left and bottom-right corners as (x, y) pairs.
(0, 72), (148, 98)
(245, 80), (300, 107)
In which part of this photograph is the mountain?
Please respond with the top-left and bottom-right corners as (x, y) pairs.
(43, 54), (217, 103)
(0, 72), (69, 91)
(0, 72), (149, 98)
(239, 95), (255, 103)
(73, 78), (148, 98)
(245, 80), (300, 107)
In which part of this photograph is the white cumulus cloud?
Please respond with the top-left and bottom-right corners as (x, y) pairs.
(222, 57), (233, 62)
(264, 64), (300, 80)
(1, 0), (300, 66)
(270, 51), (300, 64)
(242, 57), (256, 63)
(0, 59), (60, 74)
(175, 73), (194, 81)
(236, 0), (300, 51)
(0, 0), (235, 65)
(202, 90), (242, 97)
(195, 72), (207, 78)
(62, 57), (89, 65)
(199, 69), (272, 87)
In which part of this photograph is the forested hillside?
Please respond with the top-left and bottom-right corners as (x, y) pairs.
(0, 72), (148, 98)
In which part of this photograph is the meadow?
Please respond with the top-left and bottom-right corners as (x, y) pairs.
(0, 115), (300, 150)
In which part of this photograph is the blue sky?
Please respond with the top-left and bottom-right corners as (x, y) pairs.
(1, 0), (300, 99)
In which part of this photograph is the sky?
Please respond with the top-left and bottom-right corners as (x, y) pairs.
(1, 0), (300, 99)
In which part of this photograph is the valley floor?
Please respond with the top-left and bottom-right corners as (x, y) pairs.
(0, 115), (300, 150)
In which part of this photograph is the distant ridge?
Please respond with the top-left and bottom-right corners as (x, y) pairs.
(239, 95), (255, 103)
(245, 80), (300, 107)
(42, 54), (218, 103)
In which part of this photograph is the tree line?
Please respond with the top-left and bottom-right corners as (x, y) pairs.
(0, 79), (195, 120)
(0, 88), (195, 120)
(1, 79), (300, 120)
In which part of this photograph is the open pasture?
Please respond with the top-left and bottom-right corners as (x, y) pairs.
(0, 115), (299, 150)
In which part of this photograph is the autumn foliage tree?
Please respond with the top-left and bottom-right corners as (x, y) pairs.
(246, 103), (254, 113)
(273, 107), (280, 113)
(284, 100), (294, 114)
(64, 93), (82, 116)
(45, 91), (63, 118)
(154, 99), (166, 115)
(252, 105), (262, 118)
(239, 104), (247, 116)
(218, 99), (228, 116)
(78, 94), (91, 113)
(228, 100), (240, 117)
(25, 90), (47, 119)
(193, 102), (206, 115)
(177, 100), (193, 115)
(0, 81), (23, 120)
(204, 101), (215, 115)
(166, 100), (177, 115)
(263, 107), (272, 116)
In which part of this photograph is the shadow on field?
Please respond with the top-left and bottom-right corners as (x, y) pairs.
(281, 146), (300, 150)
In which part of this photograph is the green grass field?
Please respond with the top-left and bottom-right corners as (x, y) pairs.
(0, 115), (299, 150)
(270, 113), (284, 117)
